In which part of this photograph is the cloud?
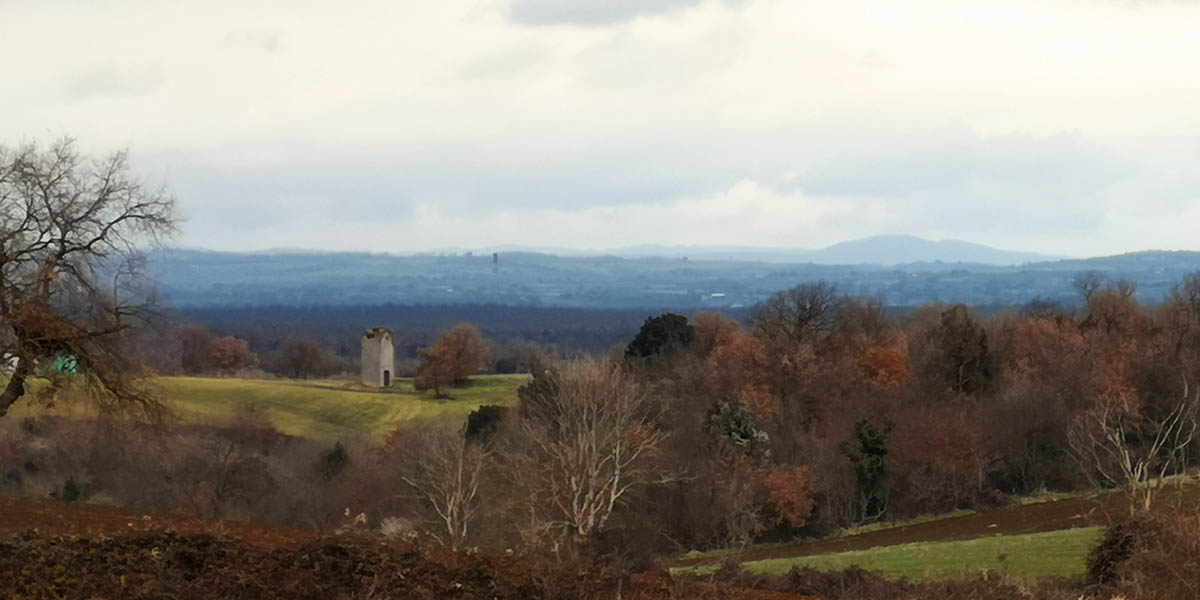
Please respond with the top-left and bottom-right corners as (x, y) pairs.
(458, 44), (545, 80)
(6, 0), (1200, 257)
(152, 123), (1162, 258)
(508, 0), (706, 26)
(182, 179), (878, 252)
(799, 133), (1130, 233)
(61, 64), (165, 100)
(221, 30), (280, 52)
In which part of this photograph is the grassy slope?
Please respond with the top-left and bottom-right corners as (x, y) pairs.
(160, 375), (527, 440)
(11, 374), (528, 441)
(672, 485), (1200, 580)
(715, 527), (1102, 580)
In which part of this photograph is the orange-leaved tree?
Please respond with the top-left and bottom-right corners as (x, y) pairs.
(415, 324), (488, 398)
(210, 336), (257, 375)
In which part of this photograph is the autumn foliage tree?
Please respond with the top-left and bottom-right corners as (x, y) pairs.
(705, 323), (776, 420)
(415, 324), (487, 398)
(209, 336), (258, 375)
(761, 465), (817, 529)
(858, 345), (909, 387)
(690, 311), (740, 356)
(701, 396), (815, 546)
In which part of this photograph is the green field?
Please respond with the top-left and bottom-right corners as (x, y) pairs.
(682, 527), (1101, 580)
(12, 375), (528, 441)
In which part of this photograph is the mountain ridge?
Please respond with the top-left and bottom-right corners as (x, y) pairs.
(203, 234), (1069, 266)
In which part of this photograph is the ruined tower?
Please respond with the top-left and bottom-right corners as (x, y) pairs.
(360, 328), (395, 388)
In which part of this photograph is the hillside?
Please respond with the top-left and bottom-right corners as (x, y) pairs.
(794, 235), (1058, 266)
(606, 235), (1059, 265)
(148, 246), (1200, 310)
(11, 375), (527, 441)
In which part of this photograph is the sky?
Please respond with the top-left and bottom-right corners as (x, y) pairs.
(3, 0), (1200, 257)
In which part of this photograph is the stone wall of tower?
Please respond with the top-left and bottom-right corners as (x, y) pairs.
(360, 328), (395, 387)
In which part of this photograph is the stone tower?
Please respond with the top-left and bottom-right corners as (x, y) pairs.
(360, 328), (395, 388)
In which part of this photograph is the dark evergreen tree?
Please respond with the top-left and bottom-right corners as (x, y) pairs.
(706, 400), (770, 458)
(464, 404), (508, 444)
(624, 313), (695, 360)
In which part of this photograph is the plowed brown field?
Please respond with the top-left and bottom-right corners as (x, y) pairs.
(0, 494), (814, 600)
(0, 495), (316, 548)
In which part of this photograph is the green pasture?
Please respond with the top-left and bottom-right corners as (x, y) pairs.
(682, 527), (1101, 580)
(10, 374), (527, 441)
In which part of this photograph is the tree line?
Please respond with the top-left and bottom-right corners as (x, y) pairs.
(319, 273), (1200, 560)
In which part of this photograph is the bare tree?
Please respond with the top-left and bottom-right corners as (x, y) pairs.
(1069, 379), (1199, 513)
(750, 281), (837, 348)
(1173, 272), (1200, 318)
(0, 138), (178, 417)
(393, 424), (492, 548)
(1073, 271), (1105, 303)
(508, 360), (671, 554)
(266, 337), (339, 379)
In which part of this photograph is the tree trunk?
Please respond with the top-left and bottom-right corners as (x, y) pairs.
(0, 357), (31, 418)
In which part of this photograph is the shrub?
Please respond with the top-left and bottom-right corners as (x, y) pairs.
(316, 442), (350, 481)
(1085, 513), (1159, 586)
(464, 405), (507, 444)
(493, 356), (521, 374)
(1093, 508), (1200, 600)
(781, 566), (908, 600)
(50, 476), (91, 503)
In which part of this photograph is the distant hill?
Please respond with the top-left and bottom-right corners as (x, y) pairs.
(147, 245), (1200, 310)
(806, 235), (1062, 265)
(491, 235), (1063, 266)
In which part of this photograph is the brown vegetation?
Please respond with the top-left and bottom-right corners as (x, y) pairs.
(265, 336), (345, 379)
(0, 526), (819, 600)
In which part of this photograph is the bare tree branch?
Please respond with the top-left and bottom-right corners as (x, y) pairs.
(1069, 377), (1199, 513)
(0, 137), (179, 418)
(506, 359), (675, 555)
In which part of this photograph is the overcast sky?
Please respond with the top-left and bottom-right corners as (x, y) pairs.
(4, 0), (1200, 256)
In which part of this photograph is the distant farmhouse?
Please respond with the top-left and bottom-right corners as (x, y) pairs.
(360, 328), (394, 388)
